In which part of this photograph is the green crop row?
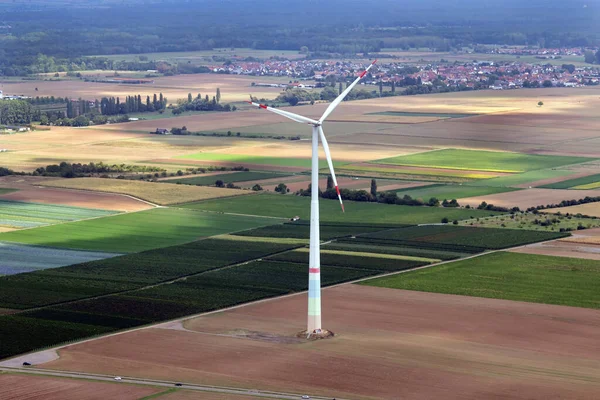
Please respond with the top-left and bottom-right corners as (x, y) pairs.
(363, 225), (567, 250)
(326, 241), (466, 260)
(0, 238), (301, 310)
(268, 250), (427, 272)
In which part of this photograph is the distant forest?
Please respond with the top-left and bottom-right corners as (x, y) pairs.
(0, 0), (599, 75)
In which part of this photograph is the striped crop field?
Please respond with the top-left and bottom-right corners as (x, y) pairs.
(162, 171), (292, 186)
(0, 200), (116, 229)
(176, 152), (342, 169)
(375, 149), (594, 173)
(334, 165), (497, 180)
(539, 173), (600, 189)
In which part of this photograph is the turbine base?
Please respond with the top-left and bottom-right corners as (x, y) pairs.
(296, 329), (335, 341)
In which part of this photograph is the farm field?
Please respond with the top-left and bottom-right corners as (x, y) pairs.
(162, 171), (292, 186)
(395, 183), (519, 201)
(177, 152), (343, 170)
(539, 173), (600, 189)
(458, 187), (600, 209)
(0, 374), (163, 400)
(0, 243), (122, 276)
(335, 163), (504, 181)
(37, 284), (600, 399)
(0, 189), (16, 195)
(0, 220), (437, 359)
(181, 193), (503, 223)
(468, 168), (580, 188)
(0, 208), (275, 253)
(364, 252), (600, 309)
(542, 202), (600, 218)
(360, 225), (567, 251)
(376, 148), (593, 173)
(0, 176), (153, 212)
(0, 73), (291, 103)
(510, 239), (600, 261)
(92, 48), (306, 62)
(40, 178), (249, 205)
(458, 212), (600, 232)
(0, 200), (117, 229)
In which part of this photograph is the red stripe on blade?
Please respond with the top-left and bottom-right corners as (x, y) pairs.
(309, 268), (320, 274)
(372, 59), (378, 65)
(259, 104), (267, 109)
(335, 186), (341, 196)
(359, 70), (367, 78)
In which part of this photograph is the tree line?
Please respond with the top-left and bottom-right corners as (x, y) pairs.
(100, 93), (167, 116)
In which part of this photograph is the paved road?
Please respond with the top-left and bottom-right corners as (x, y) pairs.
(0, 366), (339, 400)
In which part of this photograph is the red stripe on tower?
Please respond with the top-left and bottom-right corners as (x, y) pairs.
(309, 268), (320, 274)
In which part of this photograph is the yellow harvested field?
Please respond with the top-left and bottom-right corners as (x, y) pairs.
(295, 247), (439, 262)
(542, 203), (600, 218)
(0, 74), (287, 103)
(573, 182), (600, 189)
(40, 177), (249, 205)
(0, 227), (16, 233)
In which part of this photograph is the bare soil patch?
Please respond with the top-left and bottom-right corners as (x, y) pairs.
(459, 188), (600, 209)
(39, 177), (249, 206)
(43, 285), (600, 400)
(160, 390), (260, 400)
(0, 176), (152, 212)
(510, 240), (600, 260)
(0, 374), (161, 400)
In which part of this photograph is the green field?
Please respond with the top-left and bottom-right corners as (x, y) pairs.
(538, 173), (600, 189)
(0, 188), (17, 195)
(233, 221), (406, 240)
(468, 169), (579, 188)
(162, 171), (291, 186)
(0, 200), (117, 229)
(395, 184), (519, 200)
(459, 213), (600, 231)
(363, 225), (567, 250)
(376, 149), (593, 173)
(362, 252), (600, 309)
(0, 208), (276, 252)
(177, 152), (341, 169)
(181, 193), (503, 224)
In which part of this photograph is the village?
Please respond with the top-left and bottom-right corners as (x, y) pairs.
(210, 49), (600, 91)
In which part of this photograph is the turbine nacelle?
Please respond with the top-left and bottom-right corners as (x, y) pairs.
(247, 59), (377, 213)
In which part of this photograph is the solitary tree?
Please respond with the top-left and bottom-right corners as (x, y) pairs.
(370, 179), (377, 198)
(338, 82), (343, 95)
(378, 81), (383, 96)
(275, 183), (288, 194)
(326, 175), (334, 190)
(216, 88), (221, 103)
(538, 101), (544, 107)
(215, 180), (225, 188)
(252, 184), (263, 191)
(188, 93), (193, 103)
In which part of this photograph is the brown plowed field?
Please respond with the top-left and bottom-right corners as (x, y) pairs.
(0, 374), (161, 400)
(459, 188), (600, 209)
(0, 176), (152, 212)
(43, 285), (600, 400)
(160, 391), (261, 400)
(510, 240), (600, 260)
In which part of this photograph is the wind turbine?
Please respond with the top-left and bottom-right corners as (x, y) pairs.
(248, 60), (377, 335)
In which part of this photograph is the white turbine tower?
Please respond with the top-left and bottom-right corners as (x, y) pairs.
(248, 60), (377, 335)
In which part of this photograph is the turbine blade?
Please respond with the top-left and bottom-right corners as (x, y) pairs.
(247, 101), (318, 125)
(318, 126), (344, 212)
(318, 59), (377, 124)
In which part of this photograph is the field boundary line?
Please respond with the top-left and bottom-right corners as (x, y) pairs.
(0, 367), (339, 400)
(0, 235), (566, 368)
